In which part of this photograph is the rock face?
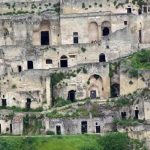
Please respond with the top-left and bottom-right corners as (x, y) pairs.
(0, 0), (149, 136)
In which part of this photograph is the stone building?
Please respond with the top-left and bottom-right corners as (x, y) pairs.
(0, 0), (149, 135)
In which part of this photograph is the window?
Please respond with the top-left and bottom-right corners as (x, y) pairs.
(127, 8), (132, 14)
(101, 21), (111, 37)
(99, 53), (106, 62)
(41, 31), (49, 45)
(139, 30), (142, 43)
(60, 55), (68, 68)
(124, 21), (128, 25)
(73, 32), (79, 44)
(138, 9), (142, 15)
(143, 6), (147, 13)
(46, 59), (52, 64)
(27, 61), (33, 69)
(103, 27), (109, 36)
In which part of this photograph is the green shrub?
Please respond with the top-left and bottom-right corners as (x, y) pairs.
(113, 119), (139, 127)
(46, 130), (55, 135)
(54, 97), (72, 107)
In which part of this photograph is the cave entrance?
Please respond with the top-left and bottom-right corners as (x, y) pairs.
(68, 90), (76, 102)
(81, 121), (87, 134)
(121, 112), (126, 119)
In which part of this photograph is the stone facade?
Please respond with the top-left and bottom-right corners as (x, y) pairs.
(0, 0), (149, 135)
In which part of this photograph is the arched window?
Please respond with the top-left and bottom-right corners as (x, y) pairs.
(101, 21), (111, 36)
(60, 55), (68, 67)
(46, 59), (52, 64)
(103, 27), (109, 36)
(99, 53), (106, 62)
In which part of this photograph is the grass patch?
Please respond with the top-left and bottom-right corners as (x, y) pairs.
(0, 133), (146, 150)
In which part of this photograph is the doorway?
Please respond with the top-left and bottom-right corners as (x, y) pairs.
(26, 98), (31, 109)
(68, 90), (76, 102)
(10, 124), (12, 133)
(60, 55), (68, 68)
(90, 90), (96, 99)
(2, 99), (7, 107)
(81, 121), (87, 134)
(96, 126), (101, 133)
(56, 125), (61, 135)
(135, 108), (139, 119)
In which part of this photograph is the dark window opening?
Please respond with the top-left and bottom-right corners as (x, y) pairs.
(124, 21), (128, 25)
(73, 32), (79, 44)
(143, 6), (147, 13)
(103, 27), (110, 36)
(139, 30), (142, 43)
(68, 90), (76, 102)
(121, 112), (126, 119)
(26, 98), (31, 109)
(81, 121), (87, 134)
(135, 109), (139, 119)
(90, 90), (96, 99)
(41, 31), (49, 45)
(99, 53), (106, 62)
(138, 9), (142, 15)
(18, 66), (22, 72)
(10, 124), (12, 133)
(2, 99), (7, 107)
(60, 55), (68, 68)
(96, 126), (101, 133)
(127, 8), (132, 14)
(56, 125), (61, 135)
(27, 61), (33, 70)
(46, 59), (52, 64)
(111, 84), (120, 98)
